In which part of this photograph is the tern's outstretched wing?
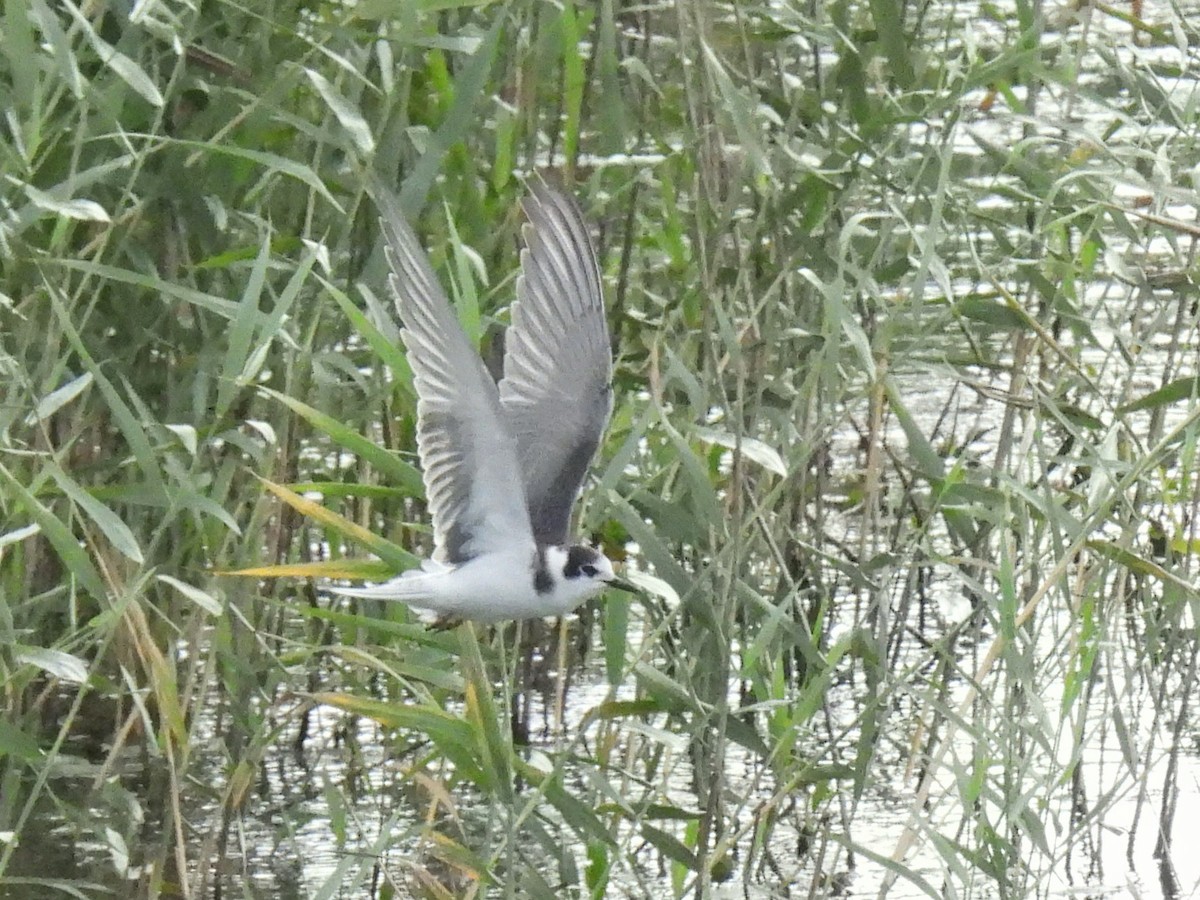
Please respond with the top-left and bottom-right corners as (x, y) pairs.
(379, 195), (534, 564)
(498, 181), (613, 546)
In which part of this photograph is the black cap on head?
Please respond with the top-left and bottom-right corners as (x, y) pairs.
(563, 545), (604, 579)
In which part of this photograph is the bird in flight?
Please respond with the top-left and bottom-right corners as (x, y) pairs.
(329, 180), (635, 623)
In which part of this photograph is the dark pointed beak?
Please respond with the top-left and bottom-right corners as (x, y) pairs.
(604, 576), (640, 595)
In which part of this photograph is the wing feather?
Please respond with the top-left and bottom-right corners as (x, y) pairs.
(378, 196), (534, 563)
(499, 181), (613, 545)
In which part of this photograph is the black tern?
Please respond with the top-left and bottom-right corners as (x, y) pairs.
(329, 180), (634, 622)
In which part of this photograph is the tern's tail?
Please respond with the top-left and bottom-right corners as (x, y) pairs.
(325, 561), (448, 614)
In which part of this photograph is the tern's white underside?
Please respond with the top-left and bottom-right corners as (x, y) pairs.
(329, 545), (613, 623)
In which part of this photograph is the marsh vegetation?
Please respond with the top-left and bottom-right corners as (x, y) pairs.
(3, 0), (1200, 897)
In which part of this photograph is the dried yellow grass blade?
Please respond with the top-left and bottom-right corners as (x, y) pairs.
(223, 559), (394, 580)
(245, 476), (417, 573)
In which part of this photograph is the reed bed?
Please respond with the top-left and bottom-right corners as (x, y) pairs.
(2, 0), (1200, 897)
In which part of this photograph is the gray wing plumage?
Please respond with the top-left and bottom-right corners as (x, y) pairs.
(498, 181), (613, 546)
(379, 196), (534, 564)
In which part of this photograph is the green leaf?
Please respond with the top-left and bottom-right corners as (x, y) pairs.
(23, 185), (110, 222)
(395, 17), (502, 217)
(666, 423), (721, 525)
(251, 476), (418, 573)
(311, 692), (471, 739)
(328, 645), (463, 692)
(14, 645), (89, 683)
(0, 523), (40, 550)
(517, 758), (615, 846)
(193, 236), (303, 270)
(633, 662), (696, 712)
(0, 718), (44, 762)
(215, 236), (271, 421)
(287, 482), (413, 501)
(24, 372), (93, 425)
(156, 575), (222, 616)
(326, 279), (412, 386)
(458, 626), (511, 797)
(259, 387), (423, 495)
(955, 297), (1032, 329)
(606, 803), (700, 822)
(607, 492), (691, 592)
(47, 464), (143, 564)
(694, 427), (787, 477)
(559, 0), (585, 166)
(700, 42), (771, 179)
(63, 1), (164, 106)
(163, 424), (198, 455)
(424, 833), (489, 884)
(54, 259), (269, 323)
(641, 824), (697, 870)
(1085, 540), (1198, 595)
(1117, 376), (1200, 415)
(167, 139), (343, 212)
(46, 288), (166, 496)
(306, 69), (376, 156)
(5, 0), (37, 111)
(27, 0), (83, 98)
(311, 692), (485, 784)
(603, 592), (628, 685)
(443, 203), (484, 347)
(277, 600), (456, 653)
(625, 570), (679, 605)
(583, 698), (668, 723)
(884, 378), (944, 481)
(725, 713), (769, 756)
(0, 462), (107, 600)
(868, 0), (914, 86)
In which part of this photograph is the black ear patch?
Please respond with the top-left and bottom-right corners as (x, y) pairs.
(564, 545), (602, 579)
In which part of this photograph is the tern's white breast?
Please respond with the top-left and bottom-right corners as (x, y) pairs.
(423, 549), (559, 621)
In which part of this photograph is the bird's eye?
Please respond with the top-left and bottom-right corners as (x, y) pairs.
(582, 564), (598, 577)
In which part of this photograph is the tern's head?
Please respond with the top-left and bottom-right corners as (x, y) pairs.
(540, 544), (637, 611)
